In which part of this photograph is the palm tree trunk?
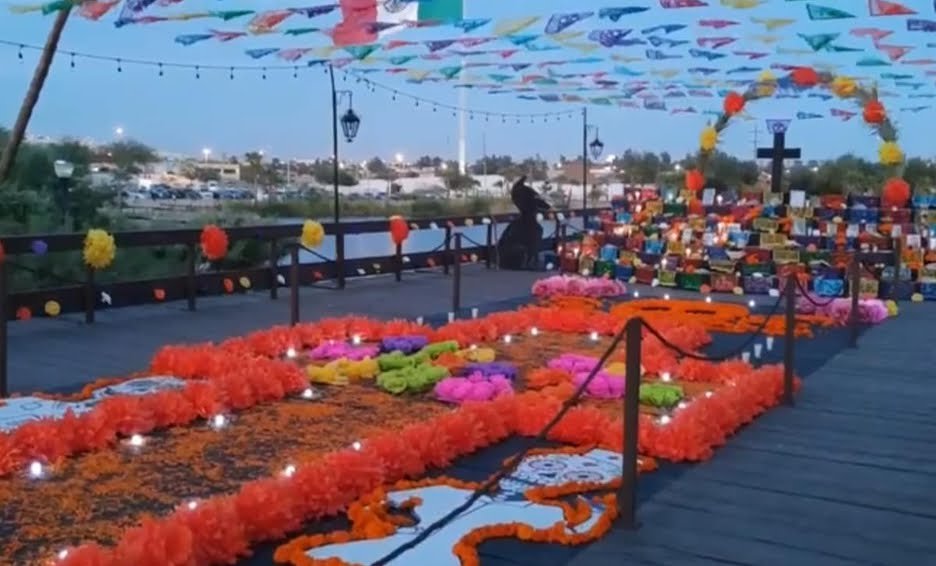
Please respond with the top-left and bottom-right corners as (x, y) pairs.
(0, 7), (72, 184)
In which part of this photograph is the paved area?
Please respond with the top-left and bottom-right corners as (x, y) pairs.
(6, 266), (545, 393)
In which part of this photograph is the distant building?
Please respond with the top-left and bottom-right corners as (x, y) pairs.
(195, 161), (241, 182)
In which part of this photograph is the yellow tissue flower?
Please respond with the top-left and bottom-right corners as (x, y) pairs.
(911, 293), (923, 303)
(83, 229), (116, 270)
(756, 70), (777, 97)
(44, 300), (61, 317)
(830, 76), (857, 98)
(700, 126), (718, 152)
(878, 141), (904, 166)
(457, 347), (496, 363)
(301, 220), (325, 249)
(885, 300), (898, 317)
(306, 357), (379, 384)
(605, 362), (627, 376)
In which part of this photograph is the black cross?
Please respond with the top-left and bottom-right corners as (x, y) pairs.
(756, 131), (801, 194)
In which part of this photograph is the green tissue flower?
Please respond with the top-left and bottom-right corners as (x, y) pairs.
(420, 341), (459, 359)
(377, 363), (450, 395)
(639, 383), (683, 408)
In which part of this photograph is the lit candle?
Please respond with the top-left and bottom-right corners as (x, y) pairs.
(351, 334), (362, 345)
(352, 441), (362, 451)
(283, 464), (297, 477)
(301, 388), (316, 399)
(129, 434), (145, 447)
(589, 331), (600, 341)
(658, 415), (671, 425)
(660, 372), (672, 382)
(28, 461), (43, 478)
(286, 347), (297, 359)
(503, 334), (513, 344)
(663, 293), (670, 300)
(211, 414), (227, 429)
(530, 327), (540, 337)
(471, 307), (479, 319)
(705, 296), (712, 303)
(766, 336), (774, 351)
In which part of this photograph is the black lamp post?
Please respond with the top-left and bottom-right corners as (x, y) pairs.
(581, 108), (602, 228)
(589, 133), (604, 161)
(53, 159), (74, 231)
(328, 64), (360, 289)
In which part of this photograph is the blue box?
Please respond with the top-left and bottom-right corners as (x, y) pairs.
(814, 277), (845, 297)
(848, 208), (879, 224)
(878, 280), (914, 300)
(614, 265), (634, 281)
(600, 245), (618, 262)
(921, 282), (936, 300)
(644, 240), (664, 255)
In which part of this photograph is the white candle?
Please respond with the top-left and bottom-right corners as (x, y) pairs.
(471, 307), (479, 319)
(754, 344), (763, 359)
(766, 337), (774, 351)
(741, 351), (751, 363)
(447, 312), (455, 323)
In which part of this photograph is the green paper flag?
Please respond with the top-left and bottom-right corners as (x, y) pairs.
(806, 4), (854, 20)
(439, 66), (463, 79)
(418, 0), (463, 23)
(798, 33), (838, 51)
(214, 10), (254, 21)
(345, 45), (379, 60)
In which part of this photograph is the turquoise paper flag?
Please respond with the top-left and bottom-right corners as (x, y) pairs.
(806, 4), (854, 20)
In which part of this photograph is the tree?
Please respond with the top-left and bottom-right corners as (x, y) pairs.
(415, 155), (442, 168)
(366, 157), (393, 179)
(100, 139), (158, 174)
(441, 170), (479, 197)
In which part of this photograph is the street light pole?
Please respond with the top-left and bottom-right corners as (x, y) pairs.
(581, 107), (588, 228)
(328, 64), (361, 290)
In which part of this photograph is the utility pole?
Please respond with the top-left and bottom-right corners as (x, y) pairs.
(751, 123), (760, 159)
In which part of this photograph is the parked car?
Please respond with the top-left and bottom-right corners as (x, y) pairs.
(149, 186), (170, 200)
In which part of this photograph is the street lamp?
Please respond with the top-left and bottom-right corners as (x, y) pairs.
(329, 63), (361, 289)
(114, 126), (124, 138)
(53, 159), (74, 231)
(202, 148), (211, 163)
(582, 107), (601, 226)
(394, 153), (404, 165)
(589, 130), (604, 161)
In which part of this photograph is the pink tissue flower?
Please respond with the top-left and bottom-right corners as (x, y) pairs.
(434, 373), (513, 404)
(308, 341), (379, 361)
(547, 353), (600, 374)
(796, 296), (888, 325)
(572, 370), (625, 399)
(532, 275), (626, 299)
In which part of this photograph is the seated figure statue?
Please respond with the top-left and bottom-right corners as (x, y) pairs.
(497, 176), (551, 270)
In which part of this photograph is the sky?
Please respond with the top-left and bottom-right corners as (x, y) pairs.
(1, 0), (935, 164)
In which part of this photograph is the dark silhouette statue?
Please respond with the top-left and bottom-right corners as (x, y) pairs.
(497, 176), (551, 270)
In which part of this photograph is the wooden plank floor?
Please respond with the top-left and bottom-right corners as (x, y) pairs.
(568, 302), (936, 566)
(6, 266), (545, 394)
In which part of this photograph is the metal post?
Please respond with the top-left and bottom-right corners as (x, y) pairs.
(891, 236), (902, 301)
(619, 317), (642, 529)
(553, 218), (561, 251)
(269, 238), (279, 300)
(452, 233), (462, 314)
(84, 265), (95, 324)
(186, 242), (197, 311)
(581, 107), (588, 229)
(329, 64), (346, 290)
(289, 244), (300, 326)
(0, 261), (8, 398)
(394, 242), (403, 282)
(849, 256), (860, 348)
(485, 222), (493, 269)
(782, 275), (796, 406)
(443, 224), (453, 275)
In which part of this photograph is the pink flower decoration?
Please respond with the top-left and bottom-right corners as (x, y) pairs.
(572, 370), (625, 399)
(796, 296), (888, 325)
(308, 341), (379, 361)
(531, 275), (626, 299)
(548, 353), (600, 374)
(434, 373), (513, 404)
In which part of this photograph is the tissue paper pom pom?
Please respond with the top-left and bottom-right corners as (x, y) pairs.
(44, 300), (61, 317)
(862, 100), (886, 124)
(911, 293), (923, 303)
(791, 66), (819, 87)
(83, 229), (116, 270)
(878, 142), (904, 166)
(881, 178), (910, 209)
(685, 169), (705, 193)
(200, 225), (229, 261)
(531, 275), (626, 298)
(300, 220), (324, 249)
(831, 76), (857, 98)
(699, 126), (718, 152)
(389, 216), (410, 246)
(723, 92), (745, 115)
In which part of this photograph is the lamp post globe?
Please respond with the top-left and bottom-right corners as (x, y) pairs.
(589, 137), (604, 161)
(53, 159), (74, 179)
(340, 108), (360, 143)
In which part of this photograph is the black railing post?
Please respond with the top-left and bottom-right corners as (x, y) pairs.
(84, 265), (95, 324)
(783, 275), (796, 406)
(336, 231), (346, 289)
(849, 256), (860, 348)
(186, 241), (197, 311)
(0, 261), (7, 398)
(891, 236), (902, 301)
(269, 238), (279, 300)
(553, 217), (561, 251)
(619, 316), (642, 529)
(452, 233), (462, 313)
(485, 222), (493, 269)
(289, 244), (300, 326)
(394, 242), (403, 282)
(443, 224), (452, 275)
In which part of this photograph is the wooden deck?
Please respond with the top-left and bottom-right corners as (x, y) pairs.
(6, 265), (545, 394)
(563, 302), (936, 566)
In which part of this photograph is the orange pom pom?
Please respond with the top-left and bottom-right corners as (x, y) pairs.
(881, 178), (910, 209)
(685, 169), (705, 193)
(862, 100), (886, 124)
(200, 224), (229, 261)
(223, 278), (235, 293)
(791, 67), (819, 87)
(389, 215), (410, 246)
(723, 92), (745, 115)
(153, 288), (166, 301)
(15, 306), (31, 321)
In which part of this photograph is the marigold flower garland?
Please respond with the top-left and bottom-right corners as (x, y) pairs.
(301, 220), (325, 249)
(200, 224), (229, 261)
(83, 229), (116, 270)
(685, 67), (906, 205)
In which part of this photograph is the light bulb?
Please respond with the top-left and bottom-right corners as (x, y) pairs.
(469, 344), (478, 350)
(283, 464), (297, 477)
(659, 415), (672, 425)
(704, 391), (713, 398)
(633, 291), (640, 298)
(211, 414), (227, 429)
(352, 441), (362, 451)
(589, 331), (599, 341)
(351, 334), (362, 345)
(301, 388), (315, 399)
(503, 334), (513, 344)
(530, 327), (540, 336)
(705, 296), (712, 304)
(57, 550), (69, 560)
(286, 347), (297, 359)
(187, 500), (198, 510)
(129, 434), (145, 447)
(748, 300), (756, 308)
(677, 402), (688, 410)
(661, 372), (672, 382)
(28, 461), (43, 478)
(663, 293), (670, 300)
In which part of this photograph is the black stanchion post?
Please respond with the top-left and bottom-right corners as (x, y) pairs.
(0, 261), (7, 398)
(452, 233), (462, 314)
(783, 276), (796, 406)
(336, 231), (346, 289)
(289, 244), (300, 326)
(395, 242), (403, 282)
(553, 218), (561, 251)
(443, 224), (452, 276)
(849, 256), (860, 348)
(269, 238), (279, 300)
(891, 236), (902, 301)
(619, 316), (642, 529)
(186, 241), (197, 311)
(84, 265), (95, 324)
(485, 222), (493, 269)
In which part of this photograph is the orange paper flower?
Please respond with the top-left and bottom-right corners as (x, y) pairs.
(389, 216), (410, 246)
(200, 225), (229, 261)
(684, 169), (705, 193)
(862, 100), (886, 124)
(723, 92), (745, 115)
(882, 177), (910, 209)
(791, 66), (819, 87)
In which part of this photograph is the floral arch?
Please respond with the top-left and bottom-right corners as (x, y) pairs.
(684, 66), (910, 210)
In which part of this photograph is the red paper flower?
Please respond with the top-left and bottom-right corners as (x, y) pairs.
(684, 169), (705, 193)
(723, 92), (745, 115)
(223, 278), (234, 293)
(153, 288), (166, 301)
(15, 306), (31, 321)
(882, 177), (910, 209)
(791, 67), (819, 87)
(200, 225), (229, 261)
(862, 100), (886, 124)
(389, 216), (410, 246)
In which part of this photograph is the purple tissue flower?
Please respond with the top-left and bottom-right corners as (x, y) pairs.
(462, 362), (518, 380)
(380, 335), (429, 354)
(31, 240), (48, 255)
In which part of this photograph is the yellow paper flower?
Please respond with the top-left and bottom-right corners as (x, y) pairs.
(83, 229), (116, 270)
(44, 300), (61, 317)
(756, 70), (777, 96)
(301, 220), (325, 249)
(239, 276), (252, 289)
(830, 76), (857, 98)
(605, 362), (627, 376)
(457, 347), (496, 363)
(885, 300), (898, 317)
(879, 141), (904, 166)
(911, 293), (923, 303)
(700, 126), (718, 152)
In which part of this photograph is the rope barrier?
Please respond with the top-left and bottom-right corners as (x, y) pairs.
(370, 317), (631, 566)
(298, 245), (335, 264)
(458, 234), (488, 249)
(793, 276), (838, 308)
(642, 291), (785, 362)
